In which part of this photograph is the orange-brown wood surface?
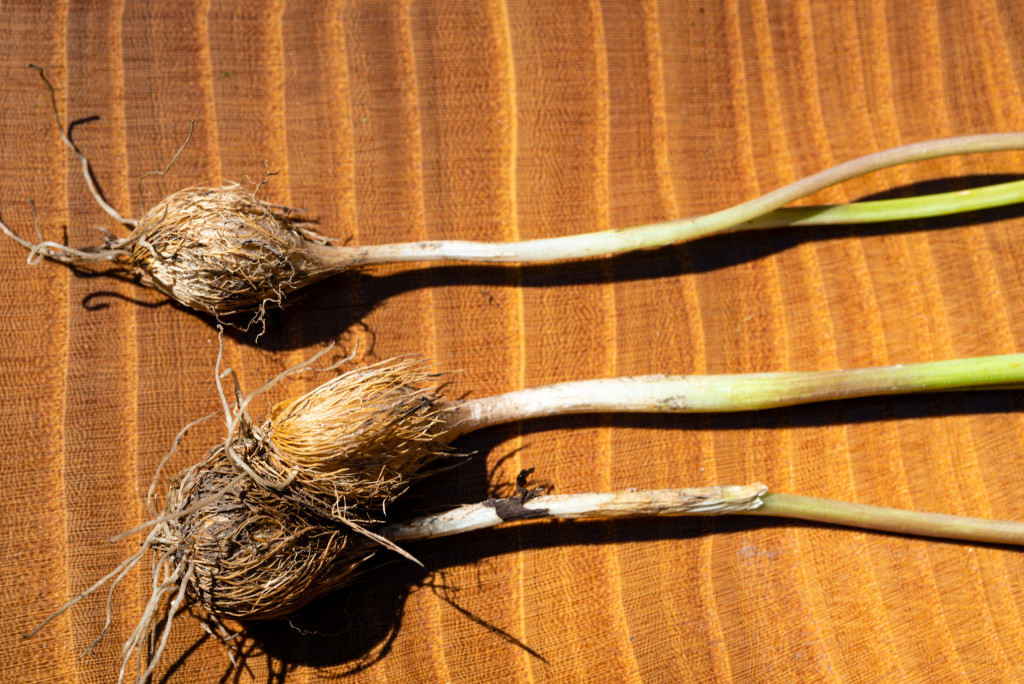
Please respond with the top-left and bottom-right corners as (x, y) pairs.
(5, 1), (1024, 681)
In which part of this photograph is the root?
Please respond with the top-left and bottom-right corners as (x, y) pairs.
(118, 558), (180, 684)
(29, 64), (135, 227)
(241, 163), (278, 201)
(27, 525), (175, 683)
(116, 331), (357, 543)
(203, 333), (422, 560)
(211, 326), (352, 489)
(138, 563), (194, 684)
(257, 355), (455, 523)
(0, 201), (131, 266)
(127, 183), (330, 333)
(145, 410), (222, 516)
(25, 530), (155, 640)
(135, 120), (194, 217)
(6, 67), (342, 331)
(30, 336), (438, 682)
(2, 67), (135, 268)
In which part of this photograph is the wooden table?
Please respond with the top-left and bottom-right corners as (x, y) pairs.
(4, 1), (1024, 681)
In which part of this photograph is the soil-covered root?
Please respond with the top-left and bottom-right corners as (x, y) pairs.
(155, 446), (375, 622)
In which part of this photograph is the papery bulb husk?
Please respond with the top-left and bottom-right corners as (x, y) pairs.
(252, 358), (456, 521)
(157, 445), (374, 622)
(128, 184), (334, 319)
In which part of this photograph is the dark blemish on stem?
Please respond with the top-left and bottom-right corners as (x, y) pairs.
(657, 396), (687, 411)
(483, 468), (548, 522)
(483, 498), (549, 522)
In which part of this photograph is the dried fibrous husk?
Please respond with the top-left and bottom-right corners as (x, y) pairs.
(158, 445), (374, 622)
(128, 184), (333, 320)
(249, 358), (456, 521)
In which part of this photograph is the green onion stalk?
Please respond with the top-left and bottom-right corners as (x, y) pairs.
(383, 481), (1024, 547)
(3, 69), (1024, 320)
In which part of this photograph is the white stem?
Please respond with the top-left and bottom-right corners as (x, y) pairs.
(381, 484), (768, 541)
(380, 486), (1024, 546)
(444, 353), (1024, 436)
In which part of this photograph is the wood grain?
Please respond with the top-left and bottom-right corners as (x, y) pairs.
(4, 1), (1024, 681)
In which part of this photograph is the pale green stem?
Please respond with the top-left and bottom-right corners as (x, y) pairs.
(380, 484), (1024, 546)
(446, 353), (1024, 436)
(318, 133), (1024, 268)
(740, 178), (1024, 228)
(752, 493), (1024, 545)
